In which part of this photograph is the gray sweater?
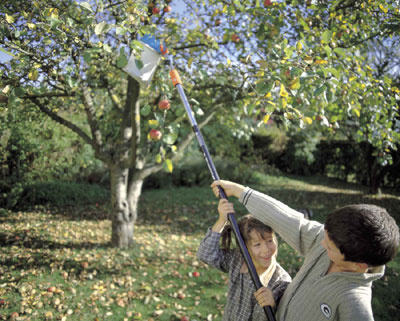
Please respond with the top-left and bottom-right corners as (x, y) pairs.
(240, 187), (385, 321)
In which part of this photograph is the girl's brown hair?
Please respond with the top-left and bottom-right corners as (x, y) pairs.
(221, 214), (276, 250)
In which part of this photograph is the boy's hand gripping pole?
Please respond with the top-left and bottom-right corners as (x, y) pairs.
(164, 49), (276, 321)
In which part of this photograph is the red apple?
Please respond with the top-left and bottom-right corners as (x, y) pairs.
(158, 99), (170, 110)
(181, 317), (189, 321)
(316, 115), (323, 121)
(264, 0), (273, 6)
(149, 129), (162, 141)
(164, 5), (171, 13)
(152, 7), (160, 15)
(215, 18), (222, 26)
(192, 271), (200, 277)
(81, 262), (89, 269)
(47, 286), (56, 293)
(231, 34), (240, 43)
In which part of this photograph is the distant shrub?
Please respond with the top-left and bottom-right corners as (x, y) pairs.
(144, 154), (259, 189)
(9, 181), (109, 209)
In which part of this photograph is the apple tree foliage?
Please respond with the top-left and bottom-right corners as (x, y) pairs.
(0, 0), (399, 247)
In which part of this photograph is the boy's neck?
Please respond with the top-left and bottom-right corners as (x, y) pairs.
(327, 261), (368, 274)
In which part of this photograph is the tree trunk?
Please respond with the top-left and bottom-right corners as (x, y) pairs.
(110, 165), (141, 248)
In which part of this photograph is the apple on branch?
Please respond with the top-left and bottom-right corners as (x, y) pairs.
(158, 98), (170, 110)
(164, 5), (171, 13)
(149, 129), (162, 141)
(152, 7), (160, 15)
(264, 0), (273, 6)
(231, 34), (240, 43)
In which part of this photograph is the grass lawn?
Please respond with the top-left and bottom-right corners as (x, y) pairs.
(0, 173), (399, 320)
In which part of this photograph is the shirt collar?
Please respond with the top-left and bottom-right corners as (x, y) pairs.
(240, 256), (277, 287)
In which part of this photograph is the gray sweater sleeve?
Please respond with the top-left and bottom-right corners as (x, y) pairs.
(240, 187), (324, 256)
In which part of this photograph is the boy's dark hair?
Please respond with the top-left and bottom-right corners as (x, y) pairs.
(325, 204), (399, 267)
(221, 214), (275, 250)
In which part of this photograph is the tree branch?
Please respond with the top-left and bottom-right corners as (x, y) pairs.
(30, 97), (93, 146)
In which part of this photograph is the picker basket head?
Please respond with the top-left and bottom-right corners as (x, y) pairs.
(123, 35), (161, 86)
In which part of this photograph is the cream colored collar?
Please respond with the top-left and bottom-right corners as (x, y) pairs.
(240, 256), (277, 287)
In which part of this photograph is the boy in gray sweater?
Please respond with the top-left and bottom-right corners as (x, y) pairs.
(211, 180), (399, 321)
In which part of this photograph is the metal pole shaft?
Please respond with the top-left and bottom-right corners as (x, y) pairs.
(174, 80), (276, 321)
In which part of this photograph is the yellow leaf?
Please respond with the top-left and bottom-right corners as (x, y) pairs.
(264, 92), (272, 98)
(188, 57), (194, 69)
(304, 55), (313, 64)
(379, 4), (388, 13)
(267, 101), (276, 106)
(6, 14), (15, 24)
(314, 59), (328, 65)
(27, 22), (36, 29)
(391, 87), (400, 93)
(171, 145), (177, 152)
(164, 159), (173, 173)
(349, 76), (357, 82)
(281, 98), (287, 108)
(156, 154), (162, 164)
(289, 78), (300, 90)
(296, 41), (303, 51)
(353, 108), (360, 117)
(263, 114), (270, 124)
(28, 69), (39, 81)
(304, 117), (312, 124)
(112, 94), (120, 104)
(280, 84), (289, 97)
(226, 58), (231, 67)
(148, 119), (159, 127)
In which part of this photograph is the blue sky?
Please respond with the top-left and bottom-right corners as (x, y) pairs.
(0, 48), (13, 63)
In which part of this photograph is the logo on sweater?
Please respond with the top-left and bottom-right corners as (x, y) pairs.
(320, 303), (332, 319)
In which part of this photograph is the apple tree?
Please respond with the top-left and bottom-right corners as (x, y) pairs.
(0, 0), (268, 248)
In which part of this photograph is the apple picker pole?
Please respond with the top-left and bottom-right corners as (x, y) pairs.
(162, 47), (276, 321)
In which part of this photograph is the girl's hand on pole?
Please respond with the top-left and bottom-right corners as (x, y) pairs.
(254, 287), (275, 308)
(211, 180), (245, 199)
(212, 199), (234, 233)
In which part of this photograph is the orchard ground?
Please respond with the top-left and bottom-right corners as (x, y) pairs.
(0, 173), (399, 321)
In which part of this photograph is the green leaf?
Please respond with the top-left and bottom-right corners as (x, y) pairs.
(140, 105), (151, 116)
(14, 87), (25, 97)
(83, 51), (92, 63)
(135, 59), (144, 70)
(321, 30), (331, 44)
(117, 48), (128, 68)
(80, 2), (93, 12)
(333, 47), (347, 58)
(255, 82), (273, 95)
(314, 85), (326, 97)
(162, 133), (178, 145)
(95, 21), (107, 35)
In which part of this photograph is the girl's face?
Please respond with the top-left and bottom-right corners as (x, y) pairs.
(247, 230), (277, 271)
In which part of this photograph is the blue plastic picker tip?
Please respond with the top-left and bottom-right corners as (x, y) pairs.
(139, 35), (161, 54)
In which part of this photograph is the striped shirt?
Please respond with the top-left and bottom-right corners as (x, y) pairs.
(240, 187), (385, 321)
(197, 228), (291, 321)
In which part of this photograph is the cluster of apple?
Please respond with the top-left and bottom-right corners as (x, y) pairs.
(149, 97), (171, 141)
(148, 0), (172, 15)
